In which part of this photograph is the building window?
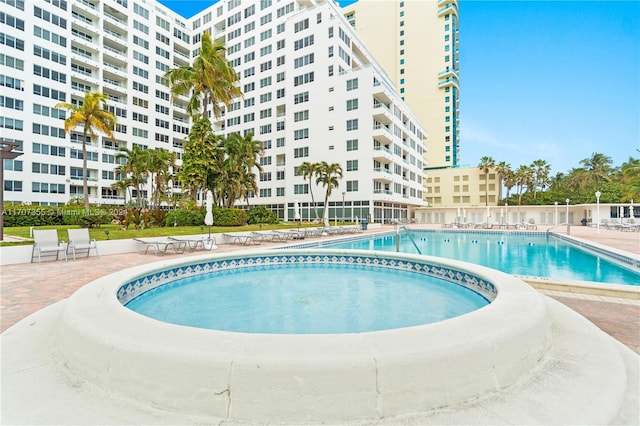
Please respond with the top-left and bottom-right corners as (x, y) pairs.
(346, 119), (358, 131)
(346, 160), (358, 171)
(346, 139), (358, 151)
(294, 184), (308, 194)
(346, 180), (358, 192)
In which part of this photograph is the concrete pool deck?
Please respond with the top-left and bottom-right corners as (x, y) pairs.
(0, 224), (639, 424)
(2, 224), (638, 352)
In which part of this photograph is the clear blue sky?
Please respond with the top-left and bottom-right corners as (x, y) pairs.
(160, 0), (639, 175)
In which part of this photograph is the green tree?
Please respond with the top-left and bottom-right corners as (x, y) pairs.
(478, 156), (495, 206)
(316, 161), (343, 226)
(515, 164), (533, 205)
(298, 161), (320, 221)
(578, 152), (614, 189)
(218, 133), (263, 208)
(55, 92), (116, 210)
(165, 30), (241, 119)
(494, 161), (511, 202)
(531, 159), (551, 201)
(178, 118), (222, 202)
(146, 149), (177, 209)
(116, 145), (148, 207)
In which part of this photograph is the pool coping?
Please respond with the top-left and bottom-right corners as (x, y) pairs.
(58, 249), (552, 423)
(281, 229), (640, 294)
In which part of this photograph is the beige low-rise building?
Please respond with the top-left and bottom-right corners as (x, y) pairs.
(424, 166), (501, 207)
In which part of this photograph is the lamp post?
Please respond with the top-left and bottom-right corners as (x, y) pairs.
(554, 201), (558, 226)
(0, 141), (24, 241)
(565, 198), (570, 235)
(505, 202), (508, 226)
(595, 191), (601, 233)
(342, 191), (345, 223)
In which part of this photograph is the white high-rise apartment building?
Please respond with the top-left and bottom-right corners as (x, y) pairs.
(1, 0), (427, 222)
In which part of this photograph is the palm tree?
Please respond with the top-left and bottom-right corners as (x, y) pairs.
(316, 161), (343, 226)
(494, 161), (510, 202)
(531, 159), (551, 201)
(110, 179), (129, 205)
(55, 92), (116, 210)
(578, 152), (613, 188)
(297, 161), (320, 221)
(116, 145), (148, 207)
(478, 156), (495, 206)
(165, 30), (241, 119)
(220, 132), (263, 207)
(146, 149), (177, 208)
(515, 164), (533, 205)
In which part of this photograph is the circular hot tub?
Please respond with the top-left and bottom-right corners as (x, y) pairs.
(58, 249), (552, 423)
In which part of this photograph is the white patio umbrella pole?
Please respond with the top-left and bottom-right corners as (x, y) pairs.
(294, 199), (301, 232)
(204, 190), (214, 240)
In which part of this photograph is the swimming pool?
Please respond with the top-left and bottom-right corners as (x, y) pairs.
(125, 263), (489, 333)
(318, 230), (640, 286)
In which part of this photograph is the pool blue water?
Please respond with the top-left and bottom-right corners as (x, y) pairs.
(323, 231), (640, 286)
(126, 263), (489, 334)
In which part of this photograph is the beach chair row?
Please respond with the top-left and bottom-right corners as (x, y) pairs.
(31, 229), (99, 264)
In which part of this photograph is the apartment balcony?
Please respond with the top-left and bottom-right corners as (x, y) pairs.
(104, 10), (127, 27)
(372, 168), (393, 183)
(373, 189), (393, 196)
(103, 27), (127, 49)
(373, 103), (393, 125)
(373, 124), (393, 144)
(372, 145), (393, 162)
(438, 2), (458, 17)
(71, 51), (98, 69)
(102, 45), (127, 64)
(73, 0), (99, 19)
(437, 0), (458, 6)
(438, 68), (459, 80)
(371, 85), (393, 104)
(102, 61), (127, 79)
(438, 77), (459, 90)
(71, 34), (96, 52)
(72, 18), (99, 39)
(71, 69), (100, 86)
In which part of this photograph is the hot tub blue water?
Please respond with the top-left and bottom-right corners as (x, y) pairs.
(322, 231), (640, 286)
(125, 263), (489, 333)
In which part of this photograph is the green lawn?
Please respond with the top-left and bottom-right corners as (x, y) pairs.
(0, 222), (329, 246)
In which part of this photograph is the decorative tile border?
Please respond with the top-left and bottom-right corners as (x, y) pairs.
(552, 233), (639, 272)
(117, 252), (497, 305)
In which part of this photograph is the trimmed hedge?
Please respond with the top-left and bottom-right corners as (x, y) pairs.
(165, 207), (247, 227)
(247, 205), (279, 224)
(165, 208), (205, 227)
(2, 205), (110, 228)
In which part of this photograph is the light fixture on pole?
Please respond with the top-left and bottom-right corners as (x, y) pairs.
(554, 201), (558, 226)
(595, 191), (601, 233)
(565, 198), (570, 235)
(342, 191), (345, 223)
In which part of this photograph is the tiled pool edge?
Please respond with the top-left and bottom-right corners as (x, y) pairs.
(117, 251), (498, 305)
(283, 229), (640, 281)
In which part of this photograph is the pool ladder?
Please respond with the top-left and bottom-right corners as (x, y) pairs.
(396, 225), (423, 255)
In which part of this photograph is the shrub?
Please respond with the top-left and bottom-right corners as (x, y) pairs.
(247, 205), (279, 224)
(212, 208), (248, 226)
(165, 208), (205, 227)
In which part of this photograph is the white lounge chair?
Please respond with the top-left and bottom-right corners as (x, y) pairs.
(67, 228), (99, 260)
(134, 238), (187, 255)
(31, 229), (67, 264)
(169, 236), (217, 251)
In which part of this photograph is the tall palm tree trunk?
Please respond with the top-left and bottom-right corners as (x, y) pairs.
(82, 127), (90, 211)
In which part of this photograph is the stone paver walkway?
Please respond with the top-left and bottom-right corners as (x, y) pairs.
(1, 225), (638, 354)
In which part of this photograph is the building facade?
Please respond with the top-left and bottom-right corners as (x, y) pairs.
(1, 0), (428, 222)
(343, 0), (460, 169)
